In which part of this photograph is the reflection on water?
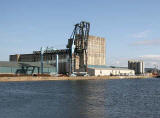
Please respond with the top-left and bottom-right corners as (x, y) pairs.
(0, 78), (160, 118)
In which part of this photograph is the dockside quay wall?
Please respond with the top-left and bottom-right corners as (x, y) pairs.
(0, 75), (153, 82)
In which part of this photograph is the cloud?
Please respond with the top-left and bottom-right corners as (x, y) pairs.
(108, 57), (129, 67)
(139, 55), (160, 61)
(138, 54), (160, 68)
(132, 39), (160, 46)
(132, 30), (151, 39)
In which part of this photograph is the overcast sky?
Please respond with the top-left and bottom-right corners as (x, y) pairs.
(0, 0), (160, 68)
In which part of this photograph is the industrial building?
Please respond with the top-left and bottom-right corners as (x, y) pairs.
(10, 49), (70, 74)
(87, 36), (106, 65)
(9, 35), (106, 75)
(128, 60), (145, 74)
(10, 36), (106, 65)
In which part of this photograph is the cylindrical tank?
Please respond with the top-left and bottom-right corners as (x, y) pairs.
(128, 60), (144, 75)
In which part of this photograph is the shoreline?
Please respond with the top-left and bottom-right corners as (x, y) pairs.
(0, 75), (155, 82)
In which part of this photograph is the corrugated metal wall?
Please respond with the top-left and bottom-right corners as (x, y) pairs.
(0, 66), (56, 74)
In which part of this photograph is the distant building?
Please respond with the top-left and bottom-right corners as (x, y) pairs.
(128, 60), (144, 74)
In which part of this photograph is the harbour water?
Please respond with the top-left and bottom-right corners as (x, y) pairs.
(0, 78), (160, 118)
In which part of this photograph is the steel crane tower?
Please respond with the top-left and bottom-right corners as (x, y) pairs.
(67, 21), (90, 75)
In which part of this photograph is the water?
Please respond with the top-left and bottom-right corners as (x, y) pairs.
(0, 78), (160, 118)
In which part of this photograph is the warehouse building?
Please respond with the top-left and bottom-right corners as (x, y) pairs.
(88, 66), (135, 76)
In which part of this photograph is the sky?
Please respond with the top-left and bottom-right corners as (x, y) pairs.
(0, 0), (160, 68)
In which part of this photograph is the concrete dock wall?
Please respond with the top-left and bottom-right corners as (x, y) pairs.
(0, 75), (153, 82)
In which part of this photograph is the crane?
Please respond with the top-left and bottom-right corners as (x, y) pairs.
(67, 21), (90, 75)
